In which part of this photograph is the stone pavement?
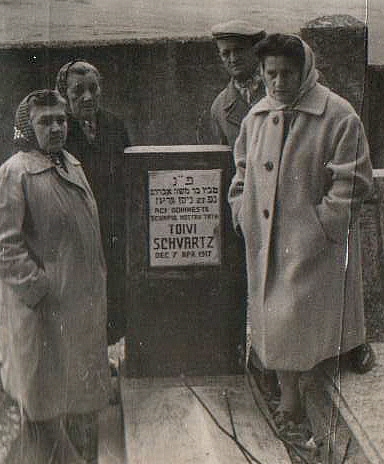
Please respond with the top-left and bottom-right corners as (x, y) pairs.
(0, 386), (21, 464)
(305, 342), (384, 464)
(1, 343), (383, 463)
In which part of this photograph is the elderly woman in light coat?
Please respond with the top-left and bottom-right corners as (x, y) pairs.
(0, 89), (110, 463)
(228, 34), (373, 434)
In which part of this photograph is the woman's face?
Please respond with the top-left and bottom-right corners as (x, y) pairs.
(262, 55), (302, 105)
(66, 71), (101, 120)
(30, 103), (67, 153)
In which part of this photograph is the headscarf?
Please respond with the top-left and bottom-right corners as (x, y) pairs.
(13, 89), (66, 154)
(55, 59), (101, 102)
(14, 91), (42, 151)
(292, 36), (319, 107)
(260, 35), (319, 110)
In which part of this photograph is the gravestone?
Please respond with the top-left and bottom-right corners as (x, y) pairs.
(124, 145), (246, 377)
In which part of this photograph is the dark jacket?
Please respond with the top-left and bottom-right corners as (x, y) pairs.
(211, 79), (265, 149)
(64, 109), (130, 343)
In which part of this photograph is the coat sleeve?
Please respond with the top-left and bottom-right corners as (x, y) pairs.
(0, 162), (49, 307)
(316, 113), (373, 244)
(228, 120), (248, 233)
(210, 102), (228, 146)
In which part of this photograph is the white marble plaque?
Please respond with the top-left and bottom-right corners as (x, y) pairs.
(148, 169), (221, 266)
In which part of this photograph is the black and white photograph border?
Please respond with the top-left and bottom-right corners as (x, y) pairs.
(0, 0), (383, 463)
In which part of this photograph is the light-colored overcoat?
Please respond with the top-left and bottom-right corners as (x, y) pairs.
(228, 44), (373, 371)
(0, 149), (110, 420)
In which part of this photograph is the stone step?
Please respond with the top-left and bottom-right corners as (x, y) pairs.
(304, 342), (384, 464)
(120, 375), (291, 464)
(98, 403), (126, 464)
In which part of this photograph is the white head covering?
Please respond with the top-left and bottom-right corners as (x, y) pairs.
(293, 36), (319, 106)
(260, 35), (319, 109)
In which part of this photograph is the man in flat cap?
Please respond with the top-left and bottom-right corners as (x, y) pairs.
(211, 20), (281, 401)
(211, 20), (266, 148)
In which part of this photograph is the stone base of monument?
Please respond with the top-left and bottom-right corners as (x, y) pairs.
(119, 375), (291, 464)
(303, 342), (384, 464)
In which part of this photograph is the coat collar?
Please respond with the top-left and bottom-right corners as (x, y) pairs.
(250, 83), (330, 117)
(23, 149), (87, 191)
(24, 149), (81, 174)
(223, 79), (246, 108)
(222, 79), (251, 126)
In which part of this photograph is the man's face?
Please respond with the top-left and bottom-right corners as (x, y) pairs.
(66, 71), (101, 120)
(30, 103), (67, 153)
(262, 55), (302, 105)
(217, 37), (258, 82)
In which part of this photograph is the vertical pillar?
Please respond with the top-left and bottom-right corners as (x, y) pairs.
(300, 15), (367, 113)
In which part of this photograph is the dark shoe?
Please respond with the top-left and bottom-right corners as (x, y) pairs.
(273, 408), (307, 432)
(273, 410), (318, 463)
(349, 343), (376, 374)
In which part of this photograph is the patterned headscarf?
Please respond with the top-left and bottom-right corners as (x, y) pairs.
(55, 59), (101, 101)
(14, 89), (66, 151)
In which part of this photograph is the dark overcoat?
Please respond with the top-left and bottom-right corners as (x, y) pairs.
(64, 109), (130, 343)
(211, 79), (264, 148)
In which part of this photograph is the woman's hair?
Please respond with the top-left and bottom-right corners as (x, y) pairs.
(14, 89), (66, 151)
(55, 59), (101, 99)
(256, 34), (305, 72)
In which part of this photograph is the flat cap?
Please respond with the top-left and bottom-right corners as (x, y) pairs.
(211, 20), (266, 42)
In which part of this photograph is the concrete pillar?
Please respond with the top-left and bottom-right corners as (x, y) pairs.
(300, 15), (367, 113)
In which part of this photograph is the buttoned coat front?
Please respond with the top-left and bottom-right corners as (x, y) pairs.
(0, 149), (110, 420)
(229, 79), (373, 371)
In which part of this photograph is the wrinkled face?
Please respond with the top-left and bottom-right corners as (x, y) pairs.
(217, 37), (258, 81)
(66, 70), (101, 120)
(262, 55), (302, 104)
(30, 103), (67, 153)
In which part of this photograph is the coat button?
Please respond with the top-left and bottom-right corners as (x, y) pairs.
(272, 115), (279, 124)
(264, 161), (274, 171)
(263, 209), (270, 219)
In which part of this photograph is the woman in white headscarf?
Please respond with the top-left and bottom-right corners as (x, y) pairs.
(229, 34), (373, 431)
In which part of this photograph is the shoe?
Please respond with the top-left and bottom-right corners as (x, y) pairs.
(273, 408), (307, 432)
(349, 343), (376, 374)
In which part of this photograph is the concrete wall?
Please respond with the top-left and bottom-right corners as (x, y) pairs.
(0, 39), (226, 164)
(0, 15), (378, 161)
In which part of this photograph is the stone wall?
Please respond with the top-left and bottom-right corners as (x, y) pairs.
(0, 39), (226, 164)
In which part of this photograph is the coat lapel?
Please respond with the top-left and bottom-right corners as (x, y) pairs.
(25, 150), (87, 192)
(223, 80), (250, 127)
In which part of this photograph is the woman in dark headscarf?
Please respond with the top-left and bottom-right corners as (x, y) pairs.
(56, 60), (130, 345)
(0, 89), (110, 463)
(229, 34), (373, 438)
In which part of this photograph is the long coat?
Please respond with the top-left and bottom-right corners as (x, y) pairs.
(64, 109), (130, 343)
(228, 83), (373, 371)
(211, 79), (265, 148)
(0, 149), (110, 421)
